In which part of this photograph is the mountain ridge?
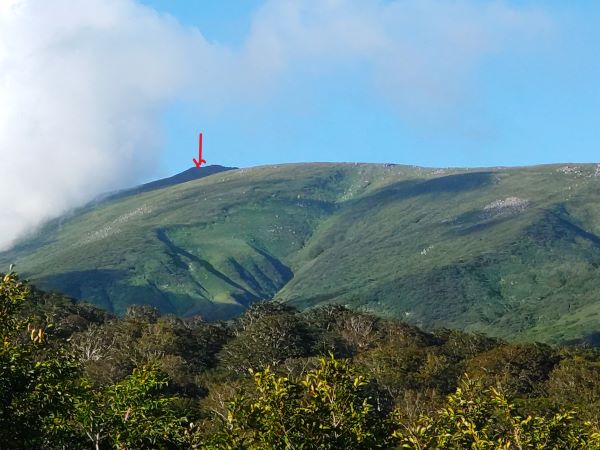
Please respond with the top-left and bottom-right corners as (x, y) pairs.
(103, 165), (237, 201)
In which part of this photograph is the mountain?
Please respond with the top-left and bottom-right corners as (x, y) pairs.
(3, 162), (600, 343)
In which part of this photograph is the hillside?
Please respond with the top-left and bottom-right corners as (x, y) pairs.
(3, 162), (600, 343)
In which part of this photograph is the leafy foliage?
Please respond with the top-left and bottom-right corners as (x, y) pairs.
(0, 272), (81, 448)
(2, 275), (600, 448)
(74, 363), (186, 449)
(209, 356), (393, 449)
(219, 302), (312, 374)
(394, 379), (600, 449)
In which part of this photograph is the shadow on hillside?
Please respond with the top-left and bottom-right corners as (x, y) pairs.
(523, 206), (600, 248)
(343, 171), (495, 214)
(37, 269), (246, 320)
(444, 208), (518, 237)
(156, 228), (292, 305)
(156, 228), (251, 295)
(566, 331), (600, 346)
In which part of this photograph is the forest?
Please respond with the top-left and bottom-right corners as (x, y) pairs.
(2, 270), (600, 449)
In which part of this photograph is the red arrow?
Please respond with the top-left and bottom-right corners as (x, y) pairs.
(193, 132), (206, 168)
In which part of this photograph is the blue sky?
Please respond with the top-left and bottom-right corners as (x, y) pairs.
(144, 1), (600, 175)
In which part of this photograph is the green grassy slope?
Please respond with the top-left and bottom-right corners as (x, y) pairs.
(3, 162), (600, 342)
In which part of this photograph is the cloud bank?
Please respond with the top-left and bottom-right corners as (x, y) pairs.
(0, 0), (549, 250)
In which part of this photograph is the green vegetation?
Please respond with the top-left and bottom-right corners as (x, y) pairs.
(4, 163), (600, 342)
(3, 273), (600, 448)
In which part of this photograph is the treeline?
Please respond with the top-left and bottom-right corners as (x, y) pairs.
(2, 271), (600, 448)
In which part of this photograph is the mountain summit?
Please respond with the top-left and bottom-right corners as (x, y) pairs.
(3, 162), (600, 343)
(105, 165), (236, 201)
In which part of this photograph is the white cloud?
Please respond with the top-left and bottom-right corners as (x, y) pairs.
(0, 0), (206, 249)
(0, 0), (550, 250)
(238, 0), (551, 116)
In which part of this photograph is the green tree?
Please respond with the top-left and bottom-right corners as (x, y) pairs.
(394, 378), (600, 449)
(0, 272), (81, 449)
(466, 343), (559, 396)
(74, 362), (187, 449)
(208, 355), (393, 449)
(219, 301), (312, 374)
